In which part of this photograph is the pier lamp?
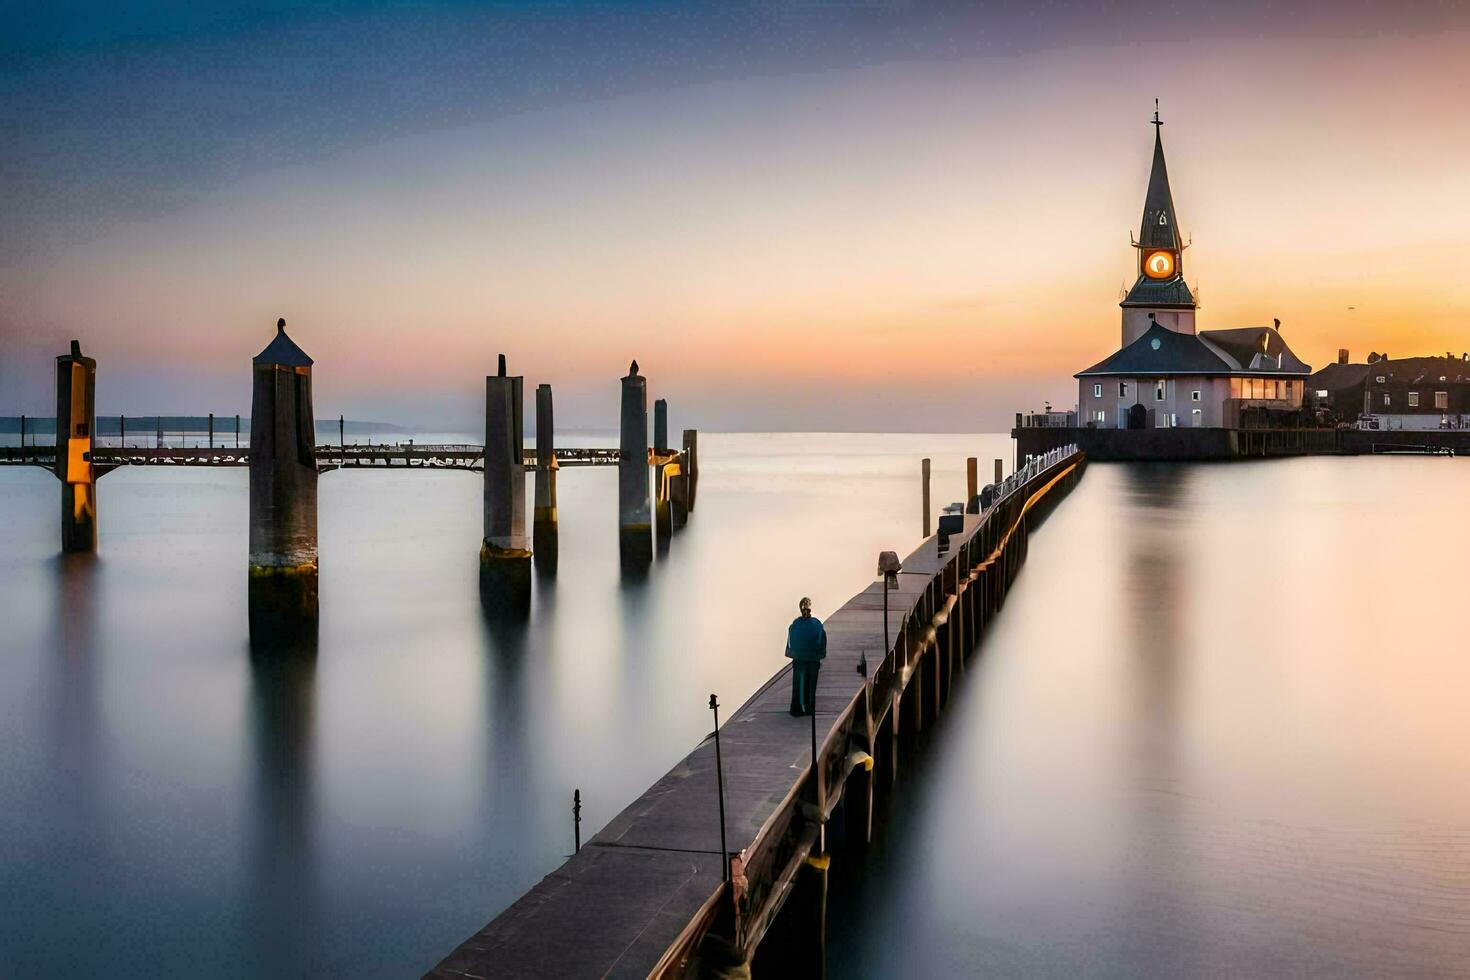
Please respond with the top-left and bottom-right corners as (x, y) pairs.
(878, 551), (902, 662)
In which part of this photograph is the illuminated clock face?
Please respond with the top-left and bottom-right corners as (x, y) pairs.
(1144, 249), (1177, 279)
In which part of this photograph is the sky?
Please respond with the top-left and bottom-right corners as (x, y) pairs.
(2, 1), (1469, 432)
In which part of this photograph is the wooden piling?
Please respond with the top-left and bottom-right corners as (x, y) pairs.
(533, 383), (558, 576)
(681, 429), (699, 512)
(248, 319), (319, 645)
(653, 398), (671, 541)
(921, 457), (931, 538)
(55, 340), (98, 553)
(619, 363), (652, 570)
(994, 458), (1003, 483)
(482, 354), (531, 611)
(966, 456), (977, 501)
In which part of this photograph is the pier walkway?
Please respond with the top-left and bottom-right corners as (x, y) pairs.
(429, 444), (1087, 978)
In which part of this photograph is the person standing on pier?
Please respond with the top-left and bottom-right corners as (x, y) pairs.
(786, 597), (827, 716)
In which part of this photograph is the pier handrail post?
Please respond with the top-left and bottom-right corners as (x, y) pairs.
(18, 415), (24, 463)
(573, 788), (582, 854)
(709, 693), (728, 882)
(810, 685), (824, 855)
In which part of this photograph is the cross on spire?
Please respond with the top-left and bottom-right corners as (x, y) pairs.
(1152, 98), (1162, 131)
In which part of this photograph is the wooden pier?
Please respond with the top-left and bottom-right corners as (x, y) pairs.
(429, 444), (1087, 979)
(0, 444), (619, 473)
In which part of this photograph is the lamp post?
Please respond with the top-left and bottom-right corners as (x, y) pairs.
(572, 788), (582, 854)
(709, 693), (728, 881)
(877, 551), (902, 662)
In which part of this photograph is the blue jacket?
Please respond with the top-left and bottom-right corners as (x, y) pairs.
(785, 615), (827, 662)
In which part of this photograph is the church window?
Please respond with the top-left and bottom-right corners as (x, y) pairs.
(1408, 391), (1420, 407)
(1383, 393), (1391, 407)
(1190, 389), (1201, 402)
(1436, 392), (1449, 409)
(1119, 382), (1128, 397)
(1155, 380), (1166, 401)
(1094, 384), (1102, 398)
(1094, 410), (1106, 423)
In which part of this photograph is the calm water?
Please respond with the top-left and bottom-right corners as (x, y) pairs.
(830, 457), (1470, 978)
(0, 432), (1004, 977)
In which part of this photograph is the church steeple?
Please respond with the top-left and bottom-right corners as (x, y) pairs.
(1138, 103), (1183, 251)
(1120, 101), (1196, 346)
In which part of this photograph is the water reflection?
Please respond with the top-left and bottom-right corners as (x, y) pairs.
(245, 646), (318, 973)
(47, 554), (101, 816)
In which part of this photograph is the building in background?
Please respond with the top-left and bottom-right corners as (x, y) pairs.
(1074, 109), (1311, 429)
(1310, 352), (1470, 429)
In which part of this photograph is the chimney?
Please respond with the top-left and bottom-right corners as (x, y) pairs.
(1273, 318), (1281, 331)
(1337, 348), (1349, 365)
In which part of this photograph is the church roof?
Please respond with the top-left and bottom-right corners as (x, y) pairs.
(1138, 122), (1183, 251)
(1122, 275), (1194, 307)
(1077, 322), (1311, 378)
(253, 319), (313, 367)
(1077, 323), (1229, 377)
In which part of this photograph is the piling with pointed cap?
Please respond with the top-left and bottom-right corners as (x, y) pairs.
(533, 383), (558, 576)
(618, 361), (652, 570)
(55, 339), (98, 552)
(482, 354), (531, 611)
(248, 318), (319, 644)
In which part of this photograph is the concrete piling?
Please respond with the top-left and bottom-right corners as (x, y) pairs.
(482, 354), (531, 611)
(248, 319), (319, 644)
(533, 383), (558, 576)
(618, 362), (652, 570)
(55, 340), (98, 553)
(921, 457), (932, 537)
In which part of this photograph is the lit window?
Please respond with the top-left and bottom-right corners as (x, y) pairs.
(1436, 391), (1449, 410)
(1094, 410), (1106, 423)
(1383, 393), (1391, 407)
(1190, 389), (1201, 402)
(1094, 383), (1102, 398)
(1408, 392), (1420, 407)
(1376, 376), (1386, 384)
(1155, 380), (1166, 401)
(1316, 389), (1328, 399)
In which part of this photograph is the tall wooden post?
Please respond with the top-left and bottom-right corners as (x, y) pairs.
(921, 457), (931, 538)
(482, 354), (531, 611)
(533, 383), (558, 576)
(653, 398), (671, 542)
(966, 457), (978, 500)
(55, 341), (98, 553)
(681, 428), (699, 512)
(248, 319), (319, 644)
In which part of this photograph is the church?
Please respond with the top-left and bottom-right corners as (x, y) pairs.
(1076, 109), (1311, 429)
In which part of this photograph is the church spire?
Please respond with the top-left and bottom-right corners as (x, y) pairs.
(1138, 100), (1183, 251)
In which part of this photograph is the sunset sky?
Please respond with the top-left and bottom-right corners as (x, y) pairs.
(3, 1), (1469, 431)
